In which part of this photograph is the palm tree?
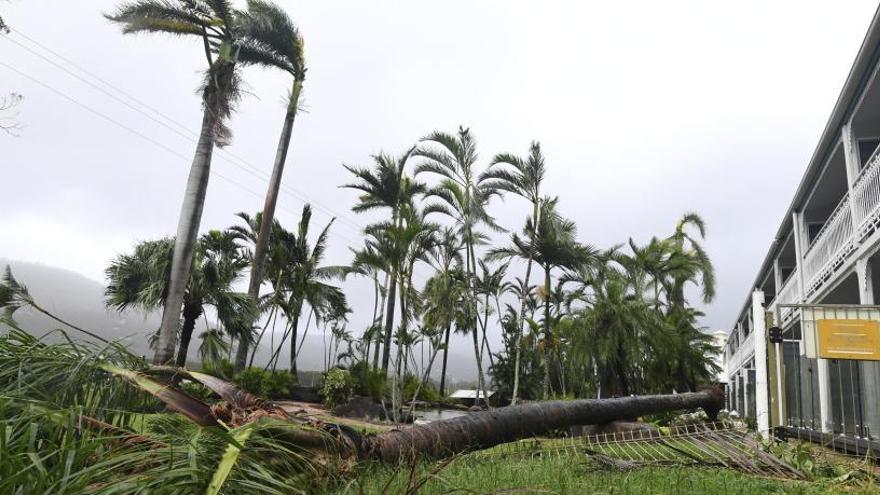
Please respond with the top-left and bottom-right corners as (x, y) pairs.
(198, 328), (230, 366)
(475, 259), (507, 370)
(106, 0), (254, 364)
(482, 141), (546, 403)
(234, 0), (307, 373)
(415, 126), (502, 405)
(491, 197), (595, 398)
(105, 230), (252, 368)
(342, 150), (425, 373)
(571, 273), (655, 397)
(423, 227), (464, 395)
(262, 205), (347, 379)
(666, 213), (716, 310)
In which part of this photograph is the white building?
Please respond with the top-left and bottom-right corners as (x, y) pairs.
(724, 5), (880, 443)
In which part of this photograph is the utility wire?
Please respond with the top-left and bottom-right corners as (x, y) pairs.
(1, 34), (437, 286)
(5, 28), (367, 236)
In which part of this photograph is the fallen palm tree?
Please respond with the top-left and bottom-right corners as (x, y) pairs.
(360, 390), (723, 462)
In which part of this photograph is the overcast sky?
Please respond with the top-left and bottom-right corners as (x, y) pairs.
(2, 1), (879, 351)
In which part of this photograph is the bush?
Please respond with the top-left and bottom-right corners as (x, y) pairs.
(320, 368), (353, 409)
(350, 361), (388, 401)
(235, 368), (268, 396)
(401, 374), (440, 403)
(264, 371), (293, 399)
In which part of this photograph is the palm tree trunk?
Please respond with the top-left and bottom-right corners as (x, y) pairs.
(511, 200), (540, 405)
(363, 389), (723, 462)
(175, 302), (203, 368)
(235, 81), (302, 373)
(542, 264), (552, 400)
(289, 306), (302, 381)
(380, 274), (397, 374)
(438, 322), (452, 396)
(373, 272), (389, 370)
(154, 110), (217, 364)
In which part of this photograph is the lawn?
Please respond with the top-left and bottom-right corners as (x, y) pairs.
(330, 450), (878, 494)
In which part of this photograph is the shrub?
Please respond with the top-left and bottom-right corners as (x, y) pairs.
(350, 361), (388, 400)
(235, 368), (268, 396)
(320, 368), (353, 409)
(401, 374), (440, 403)
(264, 371), (293, 399)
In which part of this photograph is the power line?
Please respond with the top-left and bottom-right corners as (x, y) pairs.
(4, 28), (368, 236)
(0, 40), (436, 286)
(0, 60), (364, 250)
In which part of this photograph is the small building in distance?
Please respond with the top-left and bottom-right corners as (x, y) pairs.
(449, 389), (495, 407)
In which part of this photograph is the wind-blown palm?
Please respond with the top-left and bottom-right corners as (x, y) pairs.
(667, 212), (716, 309)
(234, 0), (308, 372)
(265, 205), (348, 379)
(106, 0), (260, 364)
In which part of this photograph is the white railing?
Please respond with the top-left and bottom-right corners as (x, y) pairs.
(852, 151), (880, 239)
(802, 193), (855, 291)
(775, 269), (801, 321)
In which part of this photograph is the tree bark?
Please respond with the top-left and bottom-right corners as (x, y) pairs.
(362, 388), (723, 462)
(175, 302), (203, 368)
(154, 109), (217, 364)
(542, 264), (552, 399)
(511, 200), (540, 405)
(289, 306), (302, 380)
(438, 322), (452, 396)
(235, 81), (302, 373)
(381, 275), (397, 374)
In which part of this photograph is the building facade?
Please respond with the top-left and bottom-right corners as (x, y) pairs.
(724, 6), (880, 441)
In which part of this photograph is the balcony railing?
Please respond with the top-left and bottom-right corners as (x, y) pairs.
(802, 193), (855, 292)
(775, 269), (801, 321)
(852, 150), (880, 239)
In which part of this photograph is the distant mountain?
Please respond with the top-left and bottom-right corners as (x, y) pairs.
(0, 258), (158, 356)
(0, 258), (482, 381)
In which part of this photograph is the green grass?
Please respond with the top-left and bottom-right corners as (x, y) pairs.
(330, 451), (878, 494)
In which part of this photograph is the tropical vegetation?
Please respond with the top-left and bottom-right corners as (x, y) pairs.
(0, 0), (733, 492)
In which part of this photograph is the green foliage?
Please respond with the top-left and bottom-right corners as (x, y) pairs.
(180, 380), (217, 403)
(402, 374), (440, 403)
(320, 368), (354, 409)
(331, 454), (866, 495)
(349, 361), (388, 401)
(203, 359), (234, 380)
(234, 368), (268, 397)
(264, 370), (294, 399)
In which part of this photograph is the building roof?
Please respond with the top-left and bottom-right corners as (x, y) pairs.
(731, 4), (880, 332)
(449, 389), (495, 399)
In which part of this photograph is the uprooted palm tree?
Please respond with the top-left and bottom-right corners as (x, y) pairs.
(106, 0), (287, 365)
(105, 230), (254, 368)
(0, 317), (723, 488)
(234, 0), (307, 373)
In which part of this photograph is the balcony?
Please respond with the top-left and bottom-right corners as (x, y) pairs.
(774, 269), (801, 322)
(853, 150), (880, 240)
(800, 152), (880, 297)
(802, 193), (855, 293)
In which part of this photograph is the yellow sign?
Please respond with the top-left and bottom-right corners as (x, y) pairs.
(817, 319), (880, 360)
